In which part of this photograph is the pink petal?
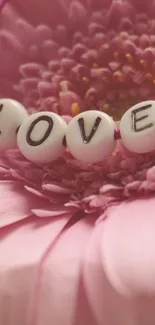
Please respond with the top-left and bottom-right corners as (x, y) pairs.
(42, 183), (73, 194)
(62, 115), (72, 124)
(74, 277), (97, 325)
(41, 40), (58, 61)
(0, 214), (71, 325)
(36, 24), (53, 43)
(147, 166), (155, 182)
(16, 18), (36, 46)
(10, 0), (69, 26)
(69, 1), (87, 24)
(38, 83), (57, 98)
(24, 185), (48, 199)
(83, 220), (134, 325)
(0, 0), (6, 9)
(36, 215), (95, 325)
(20, 78), (39, 94)
(0, 30), (24, 75)
(100, 184), (123, 194)
(0, 181), (32, 227)
(101, 198), (155, 299)
(20, 63), (44, 78)
(32, 209), (72, 217)
(0, 181), (57, 227)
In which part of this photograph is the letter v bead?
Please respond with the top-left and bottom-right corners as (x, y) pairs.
(66, 110), (116, 163)
(78, 117), (102, 143)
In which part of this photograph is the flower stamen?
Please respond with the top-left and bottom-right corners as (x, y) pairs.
(82, 76), (89, 82)
(71, 102), (81, 116)
(113, 51), (119, 59)
(146, 73), (153, 81)
(102, 103), (110, 111)
(92, 63), (98, 68)
(125, 53), (133, 63)
(140, 59), (147, 68)
(113, 70), (124, 82)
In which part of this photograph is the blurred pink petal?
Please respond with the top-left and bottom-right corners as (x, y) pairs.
(36, 215), (95, 325)
(74, 277), (98, 325)
(83, 220), (135, 325)
(101, 198), (155, 298)
(8, 0), (70, 26)
(32, 209), (74, 217)
(0, 214), (71, 325)
(0, 181), (32, 227)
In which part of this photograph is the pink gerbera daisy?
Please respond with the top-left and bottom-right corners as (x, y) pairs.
(1, 1), (155, 324)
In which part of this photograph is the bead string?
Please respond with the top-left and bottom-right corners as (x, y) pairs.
(114, 129), (121, 140)
(0, 98), (154, 165)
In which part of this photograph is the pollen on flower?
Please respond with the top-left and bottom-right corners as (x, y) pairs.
(102, 76), (108, 82)
(102, 103), (110, 111)
(125, 53), (133, 63)
(140, 59), (147, 68)
(89, 50), (98, 58)
(71, 102), (81, 116)
(146, 73), (153, 81)
(113, 71), (122, 77)
(92, 63), (98, 68)
(82, 77), (89, 82)
(113, 52), (119, 59)
(113, 71), (124, 82)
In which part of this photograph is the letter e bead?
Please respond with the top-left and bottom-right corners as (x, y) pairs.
(120, 101), (155, 153)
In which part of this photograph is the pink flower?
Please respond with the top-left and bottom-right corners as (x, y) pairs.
(2, 0), (155, 117)
(1, 1), (155, 324)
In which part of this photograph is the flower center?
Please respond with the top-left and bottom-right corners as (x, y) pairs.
(4, 0), (155, 121)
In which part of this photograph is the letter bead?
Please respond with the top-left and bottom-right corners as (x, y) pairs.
(0, 98), (28, 151)
(17, 112), (67, 163)
(66, 111), (116, 163)
(120, 101), (155, 153)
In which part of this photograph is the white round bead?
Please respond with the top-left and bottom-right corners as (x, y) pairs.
(66, 110), (116, 163)
(17, 111), (67, 163)
(120, 100), (155, 153)
(0, 98), (28, 151)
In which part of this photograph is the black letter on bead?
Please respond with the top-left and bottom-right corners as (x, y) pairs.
(26, 115), (54, 146)
(132, 104), (153, 132)
(78, 117), (102, 143)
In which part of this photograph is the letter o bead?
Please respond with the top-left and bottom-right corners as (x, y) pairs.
(120, 101), (155, 153)
(17, 112), (67, 163)
(0, 98), (28, 151)
(66, 111), (116, 163)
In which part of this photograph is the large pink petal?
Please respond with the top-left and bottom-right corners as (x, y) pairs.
(2, 0), (69, 27)
(74, 276), (98, 325)
(0, 181), (32, 227)
(101, 197), (155, 324)
(83, 221), (135, 325)
(0, 214), (71, 325)
(0, 180), (57, 227)
(35, 215), (95, 325)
